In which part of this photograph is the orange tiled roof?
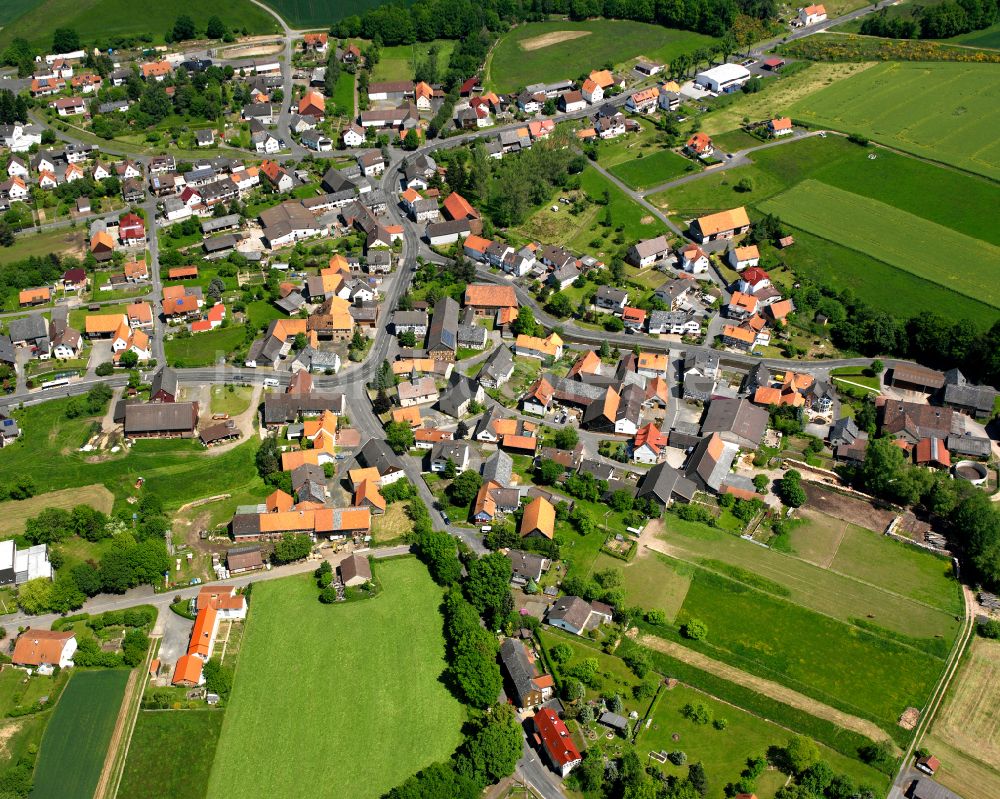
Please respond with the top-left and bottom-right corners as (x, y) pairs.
(520, 496), (555, 539)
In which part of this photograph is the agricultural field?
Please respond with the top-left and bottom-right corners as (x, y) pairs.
(262, 0), (383, 27)
(0, 227), (85, 266)
(485, 20), (715, 93)
(759, 180), (1000, 308)
(31, 669), (128, 799)
(0, 484), (114, 537)
(788, 61), (1000, 180)
(0, 0), (280, 49)
(206, 558), (464, 799)
(371, 39), (456, 83)
(610, 150), (694, 191)
(0, 396), (265, 509)
(922, 637), (1000, 799)
(117, 710), (224, 799)
(649, 135), (1000, 325)
(640, 682), (886, 797)
(0, 0), (43, 26)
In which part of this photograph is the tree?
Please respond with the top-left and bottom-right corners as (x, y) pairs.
(119, 350), (139, 369)
(464, 552), (512, 626)
(455, 420), (469, 439)
(398, 331), (417, 347)
(511, 307), (539, 337)
(256, 436), (280, 478)
(414, 530), (462, 585)
(536, 458), (564, 486)
(448, 470), (482, 507)
(753, 474), (769, 494)
(784, 735), (820, 774)
(206, 15), (227, 38)
(403, 128), (420, 150)
(550, 643), (572, 664)
(554, 426), (578, 449)
(682, 618), (708, 640)
(172, 14), (197, 41)
(272, 533), (312, 564)
(373, 389), (392, 414)
(0, 223), (14, 247)
(95, 361), (114, 376)
(202, 658), (234, 700)
(775, 469), (806, 508)
(688, 762), (708, 797)
(385, 420), (415, 454)
(52, 28), (81, 54)
(870, 358), (884, 374)
(465, 704), (521, 783)
(17, 578), (55, 614)
(443, 458), (458, 479)
(24, 507), (73, 545)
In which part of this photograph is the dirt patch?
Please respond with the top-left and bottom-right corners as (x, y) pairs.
(519, 30), (591, 51)
(217, 42), (284, 58)
(631, 630), (894, 745)
(803, 482), (895, 532)
(639, 215), (654, 225)
(0, 719), (23, 760)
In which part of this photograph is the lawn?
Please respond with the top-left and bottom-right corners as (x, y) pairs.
(330, 70), (355, 118)
(31, 669), (129, 799)
(370, 501), (414, 544)
(0, 0), (43, 26)
(0, 396), (265, 509)
(485, 20), (715, 93)
(117, 711), (224, 799)
(568, 167), (666, 254)
(0, 0), (280, 48)
(539, 628), (641, 705)
(923, 637), (1000, 799)
(759, 180), (1000, 308)
(710, 128), (762, 153)
(590, 550), (692, 622)
(261, 0), (384, 26)
(0, 669), (68, 717)
(788, 61), (1000, 180)
(0, 484), (114, 538)
(371, 40), (456, 83)
(641, 682), (886, 797)
(609, 149), (694, 191)
(164, 325), (246, 368)
(829, 367), (880, 392)
(209, 384), (254, 416)
(206, 558), (464, 799)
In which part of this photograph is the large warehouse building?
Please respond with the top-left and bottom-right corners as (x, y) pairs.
(695, 63), (752, 93)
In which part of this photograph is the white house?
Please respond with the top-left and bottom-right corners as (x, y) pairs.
(342, 124), (365, 148)
(12, 630), (77, 673)
(680, 244), (710, 274)
(581, 78), (603, 105)
(799, 4), (827, 25)
(728, 245), (760, 270)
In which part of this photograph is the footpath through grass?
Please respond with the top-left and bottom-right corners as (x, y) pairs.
(31, 669), (128, 799)
(117, 711), (224, 799)
(206, 558), (464, 799)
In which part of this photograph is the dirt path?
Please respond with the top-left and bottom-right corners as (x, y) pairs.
(93, 641), (155, 799)
(630, 630), (893, 744)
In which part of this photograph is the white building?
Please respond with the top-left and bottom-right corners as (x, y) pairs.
(695, 63), (752, 94)
(799, 4), (827, 25)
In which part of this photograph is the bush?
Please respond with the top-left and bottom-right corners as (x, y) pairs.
(645, 609), (667, 626)
(95, 362), (114, 376)
(668, 750), (687, 765)
(682, 618), (708, 640)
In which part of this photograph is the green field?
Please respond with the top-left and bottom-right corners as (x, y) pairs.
(0, 0), (43, 26)
(0, 0), (279, 48)
(261, 0), (384, 27)
(31, 670), (128, 799)
(0, 227), (85, 266)
(486, 20), (715, 93)
(641, 683), (886, 797)
(164, 325), (246, 368)
(371, 39), (456, 83)
(610, 149), (693, 191)
(571, 167), (666, 252)
(788, 61), (1000, 180)
(649, 135), (1000, 325)
(206, 558), (464, 799)
(0, 484), (114, 537)
(759, 180), (1000, 308)
(331, 69), (355, 117)
(948, 21), (1000, 48)
(118, 711), (224, 799)
(0, 396), (265, 509)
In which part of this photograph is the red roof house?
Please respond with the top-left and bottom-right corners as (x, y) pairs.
(533, 708), (581, 776)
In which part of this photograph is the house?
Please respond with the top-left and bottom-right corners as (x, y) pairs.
(124, 402), (199, 438)
(9, 315), (50, 354)
(637, 461), (697, 507)
(340, 553), (373, 587)
(260, 160), (295, 193)
(425, 218), (471, 246)
(506, 550), (550, 584)
(915, 437), (951, 469)
(702, 398), (769, 449)
(680, 244), (710, 274)
(581, 78), (603, 105)
(942, 369), (998, 416)
(522, 376), (555, 416)
(737, 266), (771, 294)
(685, 132), (714, 157)
(342, 123), (365, 148)
(799, 4), (828, 25)
(414, 81), (433, 110)
(768, 117), (793, 137)
(367, 81), (414, 102)
(633, 423), (669, 464)
(626, 86), (660, 114)
(727, 291), (758, 320)
(627, 235), (670, 267)
(442, 191), (480, 228)
(547, 596), (613, 636)
(595, 285), (629, 314)
(649, 310), (699, 336)
(559, 90), (586, 113)
(357, 150), (385, 177)
(500, 638), (554, 710)
(118, 212), (146, 246)
(438, 377), (484, 418)
(520, 496), (555, 540)
(916, 756), (941, 777)
(658, 90), (680, 111)
(690, 207), (750, 242)
(515, 333), (562, 361)
(12, 630), (76, 672)
(533, 708), (582, 777)
(392, 310), (429, 338)
(880, 400), (954, 444)
(728, 244), (760, 270)
(479, 345), (515, 389)
(397, 376), (439, 407)
(19, 287), (50, 307)
(637, 351), (668, 378)
(622, 307), (646, 330)
(464, 284), (517, 318)
(695, 63), (751, 93)
(430, 440), (471, 473)
(141, 61), (173, 81)
(298, 90), (326, 119)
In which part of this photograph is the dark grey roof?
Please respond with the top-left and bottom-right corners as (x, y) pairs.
(911, 779), (961, 799)
(944, 382), (997, 414)
(438, 377), (478, 417)
(425, 218), (471, 239)
(123, 402), (197, 434)
(340, 553), (372, 583)
(357, 438), (403, 476)
(457, 324), (487, 349)
(578, 458), (615, 481)
(427, 296), (459, 353)
(291, 463), (326, 491)
(946, 434), (991, 457)
(637, 461), (698, 505)
(701, 398), (768, 447)
(231, 513), (261, 538)
(506, 550), (546, 582)
(263, 392), (346, 425)
(430, 440), (470, 464)
(201, 214), (241, 234)
(8, 314), (47, 343)
(150, 367), (178, 399)
(599, 711), (628, 730)
(499, 638), (541, 708)
(0, 335), (14, 364)
(596, 285), (628, 304)
(481, 450), (513, 487)
(480, 345), (514, 384)
(829, 416), (859, 446)
(392, 311), (428, 329)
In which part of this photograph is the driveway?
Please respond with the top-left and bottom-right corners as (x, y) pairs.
(153, 605), (194, 678)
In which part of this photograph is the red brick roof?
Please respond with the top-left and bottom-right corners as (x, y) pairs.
(534, 708), (580, 768)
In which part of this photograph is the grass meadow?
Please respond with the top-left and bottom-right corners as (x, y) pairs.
(486, 20), (714, 93)
(117, 711), (224, 799)
(0, 484), (113, 538)
(330, 70), (355, 117)
(206, 558), (464, 799)
(0, 396), (265, 509)
(610, 150), (693, 191)
(164, 325), (246, 368)
(0, 0), (42, 26)
(0, 0), (279, 48)
(371, 40), (456, 83)
(788, 61), (1000, 179)
(261, 0), (385, 27)
(31, 670), (128, 799)
(641, 682), (886, 797)
(922, 637), (1000, 799)
(759, 180), (1000, 309)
